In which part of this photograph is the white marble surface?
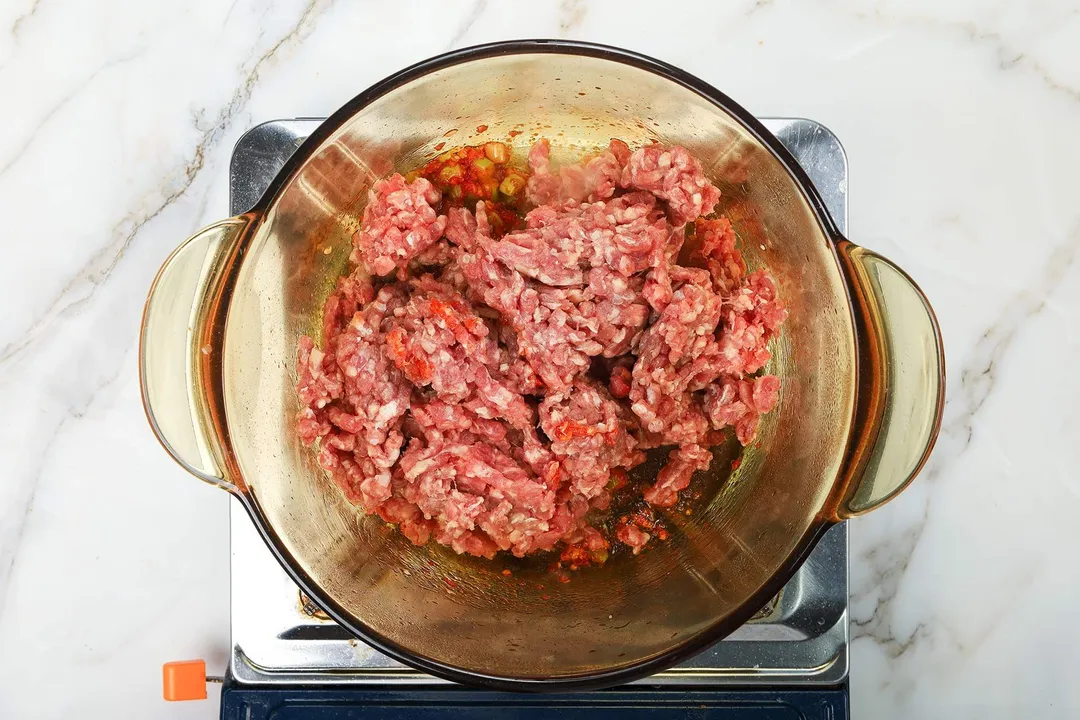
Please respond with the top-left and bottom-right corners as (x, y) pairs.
(1, 0), (1078, 717)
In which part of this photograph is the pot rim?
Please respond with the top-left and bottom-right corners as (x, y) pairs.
(233, 39), (846, 692)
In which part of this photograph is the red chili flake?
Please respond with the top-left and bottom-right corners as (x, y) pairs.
(508, 130), (523, 138)
(445, 579), (457, 589)
(552, 420), (602, 442)
(428, 298), (464, 334)
(629, 506), (657, 529)
(434, 142), (446, 151)
(386, 327), (433, 382)
(543, 462), (562, 486)
(731, 458), (742, 471)
(560, 545), (591, 569)
(558, 576), (571, 584)
(476, 124), (488, 133)
(608, 468), (629, 492)
(541, 595), (551, 601)
(502, 569), (512, 576)
(430, 296), (483, 333)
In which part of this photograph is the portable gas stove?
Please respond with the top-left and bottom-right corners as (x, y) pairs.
(219, 117), (851, 719)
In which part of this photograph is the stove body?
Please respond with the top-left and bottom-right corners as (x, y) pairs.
(224, 117), (850, 718)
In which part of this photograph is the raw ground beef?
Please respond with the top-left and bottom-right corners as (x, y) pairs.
(629, 267), (724, 440)
(352, 174), (447, 277)
(296, 137), (787, 561)
(615, 522), (651, 555)
(397, 439), (556, 557)
(620, 144), (722, 226)
(298, 282), (412, 510)
(643, 444), (714, 508)
(525, 138), (630, 207)
(488, 191), (669, 286)
(704, 375), (782, 446)
(693, 217), (745, 294)
(539, 380), (645, 500)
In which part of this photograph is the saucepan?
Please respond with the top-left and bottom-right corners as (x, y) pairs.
(140, 40), (944, 690)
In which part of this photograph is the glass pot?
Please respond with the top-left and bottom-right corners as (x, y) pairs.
(140, 41), (944, 690)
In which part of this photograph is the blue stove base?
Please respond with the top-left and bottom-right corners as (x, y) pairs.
(221, 685), (848, 719)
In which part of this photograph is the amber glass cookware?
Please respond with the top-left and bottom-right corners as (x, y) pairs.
(140, 41), (944, 690)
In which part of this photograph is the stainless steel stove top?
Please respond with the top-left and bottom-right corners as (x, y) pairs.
(227, 117), (850, 687)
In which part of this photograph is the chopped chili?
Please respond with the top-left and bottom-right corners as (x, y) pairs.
(418, 144), (529, 237)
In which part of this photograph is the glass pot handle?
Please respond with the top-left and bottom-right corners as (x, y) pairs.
(829, 241), (945, 520)
(139, 216), (254, 493)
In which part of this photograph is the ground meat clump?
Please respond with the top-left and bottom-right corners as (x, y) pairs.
(693, 217), (745, 294)
(614, 505), (668, 555)
(488, 191), (669, 286)
(539, 380), (644, 500)
(397, 440), (555, 558)
(704, 375), (781, 446)
(352, 174), (448, 277)
(385, 276), (532, 430)
(615, 522), (651, 555)
(643, 444), (714, 508)
(459, 248), (598, 390)
(526, 138), (630, 207)
(297, 281), (412, 510)
(296, 137), (787, 560)
(621, 144), (722, 225)
(443, 202), (491, 251)
(630, 268), (724, 440)
(460, 192), (665, 391)
(715, 270), (788, 377)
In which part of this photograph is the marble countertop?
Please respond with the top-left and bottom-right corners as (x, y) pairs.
(2, 1), (1078, 717)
